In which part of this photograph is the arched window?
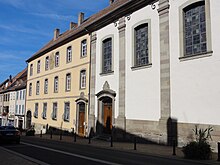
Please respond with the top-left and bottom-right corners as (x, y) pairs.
(102, 38), (112, 73)
(44, 79), (48, 94)
(55, 52), (59, 67)
(30, 64), (33, 76)
(81, 39), (87, 57)
(183, 1), (206, 56)
(134, 23), (148, 66)
(45, 56), (49, 70)
(29, 83), (32, 96)
(66, 46), (72, 63)
(36, 81), (40, 95)
(54, 76), (58, 93)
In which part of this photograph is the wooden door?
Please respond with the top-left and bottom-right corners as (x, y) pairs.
(103, 104), (112, 134)
(78, 111), (85, 136)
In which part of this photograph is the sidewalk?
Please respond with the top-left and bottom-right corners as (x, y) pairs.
(24, 134), (220, 165)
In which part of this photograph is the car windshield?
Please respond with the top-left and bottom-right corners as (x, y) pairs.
(0, 126), (16, 130)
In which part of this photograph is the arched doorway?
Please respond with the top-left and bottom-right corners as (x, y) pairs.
(96, 81), (116, 135)
(26, 110), (32, 129)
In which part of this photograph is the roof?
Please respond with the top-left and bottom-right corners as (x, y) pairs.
(0, 68), (27, 94)
(26, 0), (153, 63)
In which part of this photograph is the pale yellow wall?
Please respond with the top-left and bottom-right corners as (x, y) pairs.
(26, 34), (90, 133)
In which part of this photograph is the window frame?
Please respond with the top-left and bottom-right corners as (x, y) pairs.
(36, 81), (40, 95)
(179, 0), (212, 61)
(66, 46), (72, 63)
(44, 79), (48, 94)
(80, 70), (86, 89)
(45, 56), (49, 71)
(55, 52), (59, 67)
(30, 64), (33, 76)
(34, 103), (38, 118)
(54, 76), (59, 93)
(52, 102), (57, 120)
(42, 102), (47, 119)
(64, 102), (70, 122)
(81, 39), (87, 58)
(131, 20), (152, 70)
(37, 60), (41, 73)
(29, 83), (32, 96)
(102, 37), (113, 74)
(66, 73), (71, 91)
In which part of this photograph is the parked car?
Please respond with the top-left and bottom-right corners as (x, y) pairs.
(0, 126), (20, 144)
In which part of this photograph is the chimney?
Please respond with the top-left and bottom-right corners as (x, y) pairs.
(69, 22), (78, 30)
(9, 75), (12, 82)
(78, 12), (84, 26)
(109, 0), (115, 5)
(54, 28), (60, 40)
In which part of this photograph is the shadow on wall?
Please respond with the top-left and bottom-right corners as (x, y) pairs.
(88, 118), (178, 146)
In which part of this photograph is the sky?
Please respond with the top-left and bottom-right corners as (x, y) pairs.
(0, 0), (109, 83)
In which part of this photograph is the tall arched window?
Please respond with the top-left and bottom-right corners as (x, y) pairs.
(134, 23), (148, 66)
(81, 40), (87, 57)
(66, 73), (71, 91)
(55, 52), (59, 67)
(66, 46), (72, 63)
(36, 81), (40, 95)
(102, 38), (112, 73)
(54, 76), (58, 93)
(183, 1), (206, 56)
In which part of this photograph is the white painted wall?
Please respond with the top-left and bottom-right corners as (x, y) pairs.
(170, 0), (220, 125)
(125, 4), (160, 121)
(95, 23), (119, 119)
(95, 3), (160, 121)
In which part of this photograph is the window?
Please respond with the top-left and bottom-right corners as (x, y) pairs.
(20, 91), (22, 100)
(66, 73), (71, 91)
(64, 102), (70, 122)
(30, 64), (33, 76)
(52, 102), (57, 120)
(179, 0), (212, 59)
(29, 83), (32, 96)
(15, 105), (18, 114)
(55, 52), (59, 67)
(22, 105), (24, 115)
(36, 81), (40, 95)
(80, 70), (86, 89)
(44, 79), (48, 94)
(19, 105), (21, 114)
(34, 103), (38, 118)
(66, 46), (72, 63)
(134, 23), (149, 66)
(54, 76), (58, 93)
(81, 40), (87, 57)
(37, 60), (41, 73)
(102, 38), (112, 73)
(184, 2), (206, 56)
(16, 91), (19, 100)
(45, 56), (49, 70)
(42, 103), (47, 119)
(23, 90), (25, 100)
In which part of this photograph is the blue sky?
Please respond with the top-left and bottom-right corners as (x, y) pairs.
(0, 0), (109, 83)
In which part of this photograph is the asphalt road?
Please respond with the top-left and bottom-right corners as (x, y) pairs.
(0, 137), (214, 165)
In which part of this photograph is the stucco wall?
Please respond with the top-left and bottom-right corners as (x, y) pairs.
(170, 0), (220, 125)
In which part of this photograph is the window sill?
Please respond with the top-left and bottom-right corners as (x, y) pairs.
(179, 51), (213, 62)
(64, 119), (69, 122)
(131, 63), (152, 71)
(100, 71), (114, 76)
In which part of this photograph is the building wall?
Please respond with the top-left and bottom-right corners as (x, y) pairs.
(15, 89), (26, 129)
(26, 34), (90, 134)
(125, 3), (160, 121)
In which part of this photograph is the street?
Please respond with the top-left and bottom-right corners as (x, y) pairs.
(0, 136), (216, 165)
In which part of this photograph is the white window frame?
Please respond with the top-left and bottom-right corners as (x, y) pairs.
(66, 73), (71, 91)
(37, 60), (41, 73)
(67, 46), (72, 63)
(80, 70), (86, 89)
(44, 79), (48, 94)
(54, 76), (58, 93)
(36, 81), (40, 95)
(45, 56), (49, 70)
(64, 102), (70, 122)
(81, 39), (87, 58)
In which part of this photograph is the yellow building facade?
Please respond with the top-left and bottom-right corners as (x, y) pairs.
(26, 29), (90, 136)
